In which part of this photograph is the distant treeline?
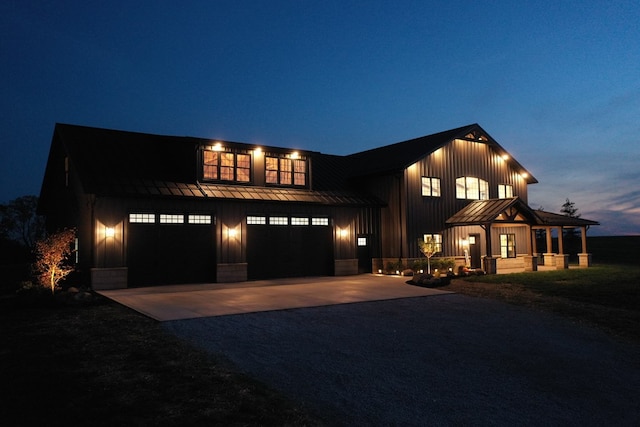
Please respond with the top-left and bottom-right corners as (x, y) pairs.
(587, 236), (640, 265)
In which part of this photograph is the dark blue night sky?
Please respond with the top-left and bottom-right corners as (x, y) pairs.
(2, 0), (639, 235)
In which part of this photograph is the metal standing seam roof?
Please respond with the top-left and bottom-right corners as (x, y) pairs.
(95, 179), (382, 206)
(446, 197), (539, 226)
(533, 210), (600, 227)
(446, 197), (600, 227)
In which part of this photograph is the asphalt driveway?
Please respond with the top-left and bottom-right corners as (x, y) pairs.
(163, 291), (640, 426)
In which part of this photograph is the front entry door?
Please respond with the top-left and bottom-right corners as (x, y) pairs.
(469, 234), (481, 269)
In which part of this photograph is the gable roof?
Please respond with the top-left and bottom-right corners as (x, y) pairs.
(446, 197), (600, 228)
(347, 123), (538, 183)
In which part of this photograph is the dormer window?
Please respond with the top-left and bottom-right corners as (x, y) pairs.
(265, 155), (307, 186)
(203, 150), (251, 182)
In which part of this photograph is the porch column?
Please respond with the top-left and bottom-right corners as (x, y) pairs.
(544, 227), (555, 267)
(483, 224), (496, 274)
(579, 226), (592, 267)
(524, 225), (538, 271)
(556, 226), (569, 270)
(531, 228), (538, 255)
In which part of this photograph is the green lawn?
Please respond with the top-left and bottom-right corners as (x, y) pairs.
(444, 264), (640, 342)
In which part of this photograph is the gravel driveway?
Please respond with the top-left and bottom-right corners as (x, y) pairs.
(164, 293), (640, 426)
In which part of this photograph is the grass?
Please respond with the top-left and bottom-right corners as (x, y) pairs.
(0, 293), (324, 426)
(440, 264), (640, 342)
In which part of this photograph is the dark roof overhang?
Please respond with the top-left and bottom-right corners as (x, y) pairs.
(533, 210), (600, 228)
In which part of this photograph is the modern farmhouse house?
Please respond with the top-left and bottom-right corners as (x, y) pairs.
(38, 123), (598, 289)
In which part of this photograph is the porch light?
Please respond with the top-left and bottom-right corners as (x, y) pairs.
(105, 227), (115, 238)
(378, 269), (382, 274)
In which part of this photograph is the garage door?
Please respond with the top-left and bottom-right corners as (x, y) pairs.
(246, 216), (334, 280)
(127, 213), (216, 286)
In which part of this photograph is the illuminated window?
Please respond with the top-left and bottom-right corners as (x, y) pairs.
(247, 216), (267, 225)
(500, 234), (516, 258)
(456, 177), (489, 200)
(421, 177), (441, 197)
(188, 214), (211, 224)
(203, 151), (219, 180)
(498, 184), (513, 199)
(265, 156), (306, 186)
(160, 214), (184, 224)
(269, 216), (288, 225)
(291, 217), (309, 226)
(130, 213), (155, 223)
(357, 237), (367, 246)
(422, 234), (443, 253)
(203, 149), (251, 182)
(312, 217), (329, 226)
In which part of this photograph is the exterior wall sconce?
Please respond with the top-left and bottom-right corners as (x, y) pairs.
(105, 227), (115, 238)
(228, 228), (238, 238)
(339, 228), (348, 238)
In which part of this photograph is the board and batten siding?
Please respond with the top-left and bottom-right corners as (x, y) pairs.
(403, 139), (530, 259)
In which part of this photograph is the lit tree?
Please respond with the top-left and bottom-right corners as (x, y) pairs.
(418, 236), (439, 274)
(34, 229), (76, 295)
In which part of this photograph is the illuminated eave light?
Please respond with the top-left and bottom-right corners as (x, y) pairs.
(520, 172), (529, 179)
(254, 147), (263, 154)
(211, 142), (223, 152)
(501, 154), (510, 161)
(290, 151), (299, 159)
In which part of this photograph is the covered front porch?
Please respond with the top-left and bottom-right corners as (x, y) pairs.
(446, 197), (599, 274)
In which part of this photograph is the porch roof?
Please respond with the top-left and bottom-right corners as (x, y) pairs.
(446, 197), (539, 226)
(446, 197), (600, 228)
(533, 210), (600, 228)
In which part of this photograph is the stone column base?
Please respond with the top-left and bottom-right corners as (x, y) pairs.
(217, 263), (248, 283)
(335, 259), (358, 276)
(91, 267), (128, 290)
(579, 253), (592, 267)
(555, 254), (569, 270)
(483, 257), (497, 274)
(543, 253), (556, 267)
(523, 256), (538, 272)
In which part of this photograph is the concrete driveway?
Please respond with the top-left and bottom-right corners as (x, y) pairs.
(97, 274), (449, 321)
